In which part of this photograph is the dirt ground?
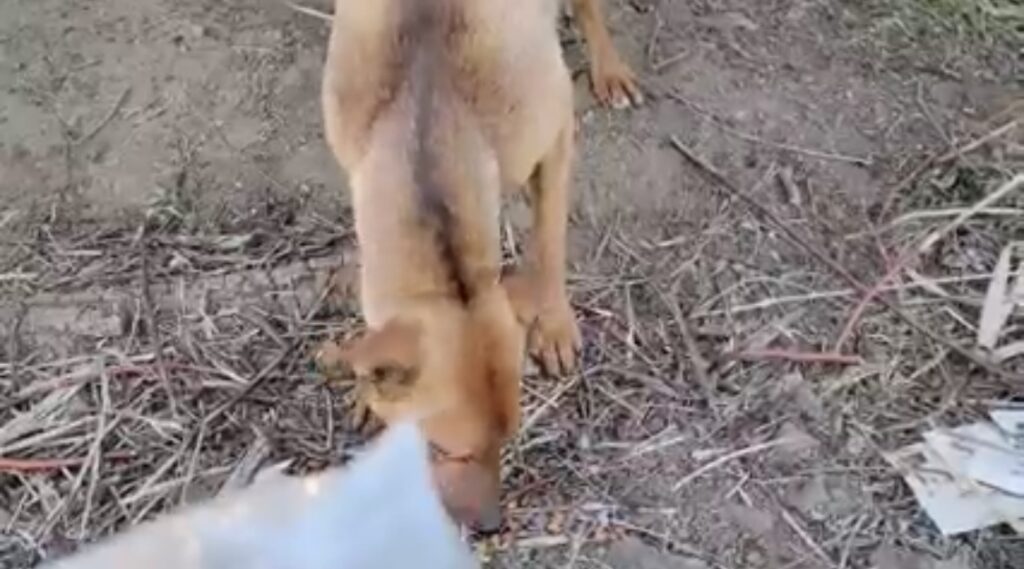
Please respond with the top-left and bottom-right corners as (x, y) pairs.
(1, 0), (1022, 568)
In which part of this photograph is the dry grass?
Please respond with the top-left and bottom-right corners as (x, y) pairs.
(2, 117), (1023, 568)
(0, 207), (356, 562)
(861, 0), (1024, 55)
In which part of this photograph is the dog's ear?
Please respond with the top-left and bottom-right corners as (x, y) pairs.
(470, 285), (525, 440)
(318, 320), (422, 398)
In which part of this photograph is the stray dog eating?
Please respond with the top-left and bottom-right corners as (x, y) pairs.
(317, 0), (639, 533)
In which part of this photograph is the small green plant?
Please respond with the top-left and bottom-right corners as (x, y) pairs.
(860, 0), (1022, 62)
(927, 0), (1022, 39)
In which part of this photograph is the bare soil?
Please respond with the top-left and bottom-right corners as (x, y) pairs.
(2, 1), (1022, 568)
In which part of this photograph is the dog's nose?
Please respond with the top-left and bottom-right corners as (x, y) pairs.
(472, 505), (503, 535)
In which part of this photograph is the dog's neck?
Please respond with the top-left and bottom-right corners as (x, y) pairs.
(352, 102), (503, 326)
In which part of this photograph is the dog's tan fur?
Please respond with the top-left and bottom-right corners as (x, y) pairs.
(318, 0), (638, 531)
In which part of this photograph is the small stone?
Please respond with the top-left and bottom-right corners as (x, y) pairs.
(772, 421), (820, 465)
(606, 538), (709, 569)
(786, 473), (861, 522)
(724, 503), (775, 537)
(871, 544), (932, 569)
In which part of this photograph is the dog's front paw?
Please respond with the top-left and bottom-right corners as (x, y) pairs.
(325, 264), (360, 311)
(314, 338), (378, 434)
(343, 385), (383, 435)
(529, 298), (581, 377)
(590, 55), (642, 109)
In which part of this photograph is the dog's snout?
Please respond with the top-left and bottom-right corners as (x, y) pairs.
(472, 504), (503, 535)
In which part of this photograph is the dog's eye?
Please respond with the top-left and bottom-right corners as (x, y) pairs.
(366, 364), (416, 385)
(363, 364), (418, 400)
(429, 443), (473, 464)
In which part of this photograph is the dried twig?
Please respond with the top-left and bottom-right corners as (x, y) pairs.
(668, 92), (872, 166)
(657, 283), (716, 400)
(669, 135), (1024, 381)
(978, 243), (1024, 350)
(281, 1), (332, 22)
(79, 369), (112, 536)
(140, 236), (180, 420)
(833, 259), (903, 353)
(877, 119), (1019, 221)
(76, 88), (131, 145)
(728, 349), (863, 366)
(692, 270), (1019, 317)
(0, 453), (134, 474)
(917, 174), (1024, 254)
(837, 173), (1024, 351)
(780, 508), (838, 569)
(673, 438), (795, 491)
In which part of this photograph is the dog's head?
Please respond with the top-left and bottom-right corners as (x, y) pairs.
(329, 286), (524, 532)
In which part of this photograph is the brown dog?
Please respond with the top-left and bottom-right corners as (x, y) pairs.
(318, 0), (639, 532)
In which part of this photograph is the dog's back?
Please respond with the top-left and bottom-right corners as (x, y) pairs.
(324, 0), (569, 180)
(324, 0), (571, 319)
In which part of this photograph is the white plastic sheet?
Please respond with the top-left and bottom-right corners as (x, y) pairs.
(47, 423), (478, 569)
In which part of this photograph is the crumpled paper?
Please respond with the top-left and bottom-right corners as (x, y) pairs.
(885, 408), (1024, 536)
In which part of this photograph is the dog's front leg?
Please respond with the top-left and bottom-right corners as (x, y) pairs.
(570, 0), (642, 108)
(512, 122), (581, 376)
